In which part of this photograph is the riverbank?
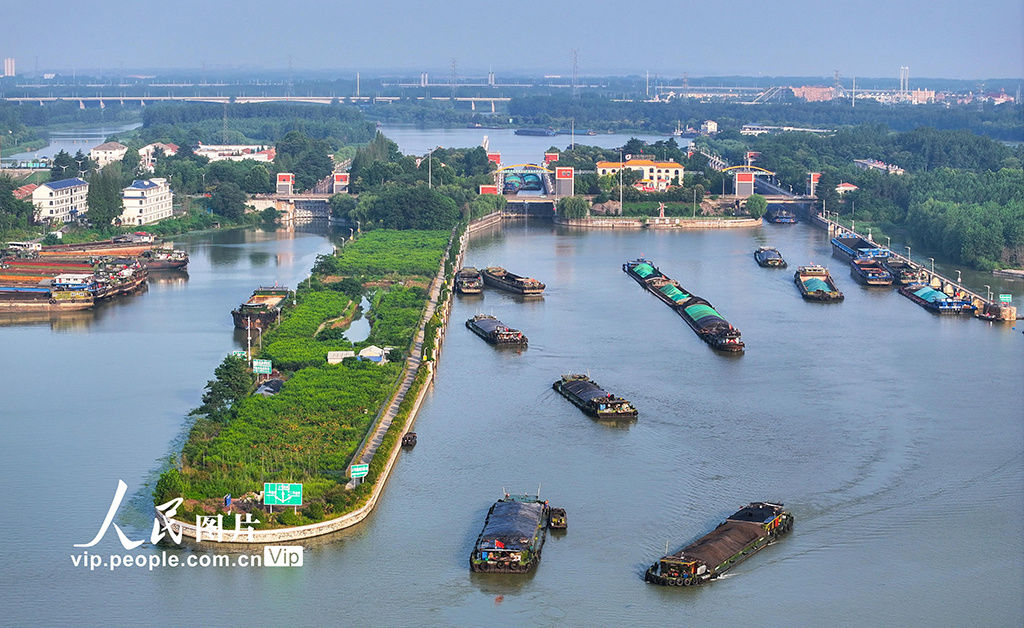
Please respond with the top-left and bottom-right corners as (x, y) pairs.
(158, 228), (461, 542)
(553, 215), (762, 229)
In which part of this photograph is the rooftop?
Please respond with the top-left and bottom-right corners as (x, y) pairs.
(42, 178), (88, 191)
(92, 141), (126, 151)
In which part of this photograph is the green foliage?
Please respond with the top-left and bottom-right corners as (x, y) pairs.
(275, 130), (334, 192)
(351, 185), (459, 230)
(366, 286), (426, 348)
(315, 230), (448, 277)
(261, 291), (356, 370)
(87, 164), (126, 226)
(745, 194), (767, 219)
(153, 468), (188, 504)
(194, 355), (256, 423)
(0, 176), (36, 233)
(209, 181), (247, 220)
(556, 195), (591, 219)
(329, 193), (357, 219)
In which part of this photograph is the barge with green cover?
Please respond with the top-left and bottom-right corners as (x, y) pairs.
(623, 258), (744, 353)
(794, 265), (844, 302)
(553, 374), (638, 420)
(898, 283), (971, 314)
(470, 494), (551, 573)
(645, 502), (793, 586)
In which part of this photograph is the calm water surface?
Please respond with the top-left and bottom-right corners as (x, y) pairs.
(1, 222), (1021, 626)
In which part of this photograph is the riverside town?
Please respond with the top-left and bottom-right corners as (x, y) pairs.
(2, 2), (1022, 626)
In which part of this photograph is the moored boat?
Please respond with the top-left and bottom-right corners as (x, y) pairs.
(548, 508), (567, 529)
(0, 285), (94, 311)
(765, 207), (797, 224)
(882, 258), (928, 286)
(754, 247), (787, 268)
(622, 258), (744, 353)
(470, 494), (551, 573)
(140, 247), (189, 270)
(481, 267), (545, 295)
(553, 374), (638, 420)
(850, 258), (893, 286)
(455, 267), (483, 294)
(644, 502), (793, 586)
(898, 283), (971, 314)
(232, 286), (293, 329)
(831, 234), (890, 262)
(465, 314), (528, 345)
(794, 265), (844, 302)
(401, 432), (417, 447)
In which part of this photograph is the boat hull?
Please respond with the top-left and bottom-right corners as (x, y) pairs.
(552, 379), (638, 420)
(481, 271), (545, 295)
(232, 309), (279, 329)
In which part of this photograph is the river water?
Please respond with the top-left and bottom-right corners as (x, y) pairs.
(2, 224), (1022, 625)
(4, 122), (142, 164)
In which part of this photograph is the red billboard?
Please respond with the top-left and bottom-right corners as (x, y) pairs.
(809, 172), (821, 182)
(544, 152), (559, 164)
(334, 173), (350, 184)
(479, 185), (499, 195)
(736, 172), (754, 183)
(555, 167), (573, 180)
(486, 153), (501, 164)
(277, 173), (294, 183)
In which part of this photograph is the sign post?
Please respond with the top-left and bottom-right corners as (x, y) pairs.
(231, 350), (247, 359)
(350, 464), (369, 482)
(252, 359), (272, 375)
(999, 294), (1012, 303)
(264, 483), (302, 514)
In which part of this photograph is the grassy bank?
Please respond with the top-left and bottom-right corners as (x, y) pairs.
(155, 228), (451, 528)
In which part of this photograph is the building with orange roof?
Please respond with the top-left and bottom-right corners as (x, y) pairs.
(595, 159), (684, 191)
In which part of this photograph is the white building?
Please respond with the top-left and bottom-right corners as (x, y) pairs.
(595, 159), (684, 191)
(138, 142), (179, 171)
(31, 178), (89, 223)
(119, 178), (173, 226)
(194, 143), (276, 163)
(700, 120), (718, 134)
(89, 142), (128, 168)
(2, 58), (14, 77)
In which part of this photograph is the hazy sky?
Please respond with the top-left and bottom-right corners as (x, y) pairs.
(3, 0), (1022, 79)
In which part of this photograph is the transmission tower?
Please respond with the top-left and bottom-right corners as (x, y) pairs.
(571, 49), (579, 98)
(450, 58), (458, 99)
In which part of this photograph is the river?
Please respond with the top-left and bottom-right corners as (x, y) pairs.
(1, 219), (1020, 626)
(3, 122), (142, 164)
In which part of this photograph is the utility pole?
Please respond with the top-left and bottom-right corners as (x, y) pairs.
(356, 72), (360, 97)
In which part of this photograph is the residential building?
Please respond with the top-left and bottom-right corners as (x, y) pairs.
(90, 142), (128, 168)
(853, 159), (905, 175)
(595, 159), (684, 191)
(2, 57), (14, 77)
(836, 182), (859, 195)
(119, 178), (173, 226)
(700, 120), (718, 134)
(31, 178), (89, 223)
(138, 142), (179, 171)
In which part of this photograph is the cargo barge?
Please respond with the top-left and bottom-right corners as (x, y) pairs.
(645, 502), (793, 586)
(898, 284), (971, 314)
(552, 374), (638, 420)
(623, 259), (744, 353)
(882, 258), (928, 286)
(455, 267), (483, 294)
(765, 207), (797, 224)
(831, 234), (890, 262)
(465, 314), (528, 346)
(232, 286), (293, 329)
(139, 247), (189, 270)
(754, 247), (787, 268)
(481, 267), (545, 296)
(470, 494), (551, 573)
(0, 286), (94, 311)
(850, 258), (893, 286)
(39, 233), (158, 257)
(794, 265), (844, 302)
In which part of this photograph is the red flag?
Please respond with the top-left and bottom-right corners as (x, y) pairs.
(494, 540), (505, 549)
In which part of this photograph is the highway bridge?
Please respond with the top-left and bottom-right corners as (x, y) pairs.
(1, 95), (512, 111)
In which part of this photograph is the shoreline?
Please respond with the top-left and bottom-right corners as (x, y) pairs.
(553, 215), (762, 229)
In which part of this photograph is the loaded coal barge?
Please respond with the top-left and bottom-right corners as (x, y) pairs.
(623, 259), (744, 353)
(882, 258), (928, 286)
(455, 267), (484, 294)
(481, 266), (545, 296)
(645, 502), (793, 586)
(465, 314), (528, 345)
(553, 374), (638, 420)
(470, 494), (552, 573)
(139, 247), (189, 270)
(898, 284), (971, 314)
(794, 265), (844, 302)
(232, 286), (293, 329)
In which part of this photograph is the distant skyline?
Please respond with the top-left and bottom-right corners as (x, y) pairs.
(3, 0), (1022, 80)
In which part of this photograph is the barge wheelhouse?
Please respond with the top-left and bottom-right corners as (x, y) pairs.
(470, 495), (550, 574)
(465, 314), (528, 345)
(794, 265), (844, 302)
(645, 502), (793, 586)
(622, 259), (744, 353)
(553, 374), (638, 420)
(481, 267), (545, 296)
(754, 247), (787, 268)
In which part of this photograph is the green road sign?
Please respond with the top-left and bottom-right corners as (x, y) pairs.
(264, 483), (302, 506)
(999, 294), (1012, 303)
(232, 350), (247, 358)
(252, 359), (272, 374)
(350, 464), (369, 479)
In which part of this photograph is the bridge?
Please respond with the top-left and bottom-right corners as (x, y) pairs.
(1, 95), (512, 111)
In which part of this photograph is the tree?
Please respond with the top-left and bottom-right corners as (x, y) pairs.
(816, 171), (840, 215)
(86, 164), (125, 226)
(351, 186), (458, 229)
(121, 147), (142, 186)
(209, 181), (247, 220)
(556, 195), (591, 219)
(49, 150), (76, 181)
(0, 175), (36, 231)
(193, 355), (254, 422)
(328, 193), (357, 219)
(745, 194), (767, 220)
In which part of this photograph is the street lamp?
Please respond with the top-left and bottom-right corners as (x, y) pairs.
(928, 257), (935, 275)
(905, 246), (911, 262)
(618, 149), (624, 209)
(885, 236), (891, 249)
(984, 284), (991, 301)
(956, 270), (961, 283)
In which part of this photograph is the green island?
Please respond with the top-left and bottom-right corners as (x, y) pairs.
(154, 229), (455, 527)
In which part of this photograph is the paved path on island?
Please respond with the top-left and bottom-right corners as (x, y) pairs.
(353, 264), (444, 469)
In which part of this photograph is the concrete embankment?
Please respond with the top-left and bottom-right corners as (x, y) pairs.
(162, 228), (464, 543)
(553, 216), (762, 229)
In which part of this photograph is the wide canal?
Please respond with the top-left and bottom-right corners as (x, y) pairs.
(1, 221), (1021, 625)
